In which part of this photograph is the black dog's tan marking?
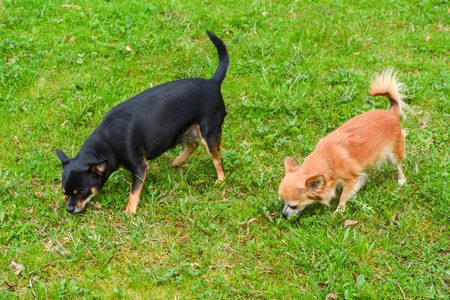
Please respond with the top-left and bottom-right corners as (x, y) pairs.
(125, 160), (148, 214)
(200, 132), (225, 182)
(56, 30), (229, 214)
(172, 124), (200, 167)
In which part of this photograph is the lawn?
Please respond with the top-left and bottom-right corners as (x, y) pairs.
(0, 0), (449, 298)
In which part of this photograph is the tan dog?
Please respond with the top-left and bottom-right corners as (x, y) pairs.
(278, 70), (408, 219)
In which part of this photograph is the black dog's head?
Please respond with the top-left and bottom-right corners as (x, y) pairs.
(56, 149), (108, 213)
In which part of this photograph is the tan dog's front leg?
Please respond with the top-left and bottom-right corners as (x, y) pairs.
(124, 162), (148, 214)
(334, 177), (360, 214)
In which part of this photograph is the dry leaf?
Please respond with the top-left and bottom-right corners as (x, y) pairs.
(60, 237), (72, 244)
(436, 25), (443, 31)
(246, 218), (258, 234)
(372, 274), (383, 281)
(61, 4), (81, 10)
(353, 42), (370, 55)
(262, 265), (273, 274)
(391, 214), (399, 222)
(325, 292), (338, 300)
(425, 36), (431, 42)
(125, 45), (133, 52)
(35, 191), (43, 196)
(69, 36), (76, 43)
(257, 250), (262, 258)
(243, 140), (250, 146)
(60, 120), (68, 127)
(42, 240), (53, 250)
(3, 281), (15, 291)
(65, 34), (69, 40)
(10, 261), (23, 276)
(190, 263), (201, 268)
(91, 202), (103, 210)
(378, 228), (388, 235)
(268, 211), (279, 219)
(344, 220), (359, 228)
(318, 280), (329, 290)
(58, 98), (63, 105)
(144, 65), (148, 69)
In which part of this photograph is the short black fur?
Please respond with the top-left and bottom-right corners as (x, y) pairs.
(56, 30), (229, 214)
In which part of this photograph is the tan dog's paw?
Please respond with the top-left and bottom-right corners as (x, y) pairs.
(123, 207), (136, 215)
(215, 178), (225, 185)
(333, 205), (346, 215)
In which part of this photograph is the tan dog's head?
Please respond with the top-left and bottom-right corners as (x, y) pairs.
(278, 157), (331, 219)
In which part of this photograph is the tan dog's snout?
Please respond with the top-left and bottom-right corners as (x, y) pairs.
(282, 204), (304, 219)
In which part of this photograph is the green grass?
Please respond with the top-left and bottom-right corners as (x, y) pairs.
(1, 0), (449, 298)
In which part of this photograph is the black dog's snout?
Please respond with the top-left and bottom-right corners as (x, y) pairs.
(66, 204), (75, 213)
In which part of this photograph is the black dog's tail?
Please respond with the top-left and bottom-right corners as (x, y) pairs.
(207, 30), (229, 86)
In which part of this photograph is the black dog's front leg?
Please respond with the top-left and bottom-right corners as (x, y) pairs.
(125, 161), (148, 214)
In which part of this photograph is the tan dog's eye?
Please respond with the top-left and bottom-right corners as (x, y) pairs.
(289, 205), (298, 209)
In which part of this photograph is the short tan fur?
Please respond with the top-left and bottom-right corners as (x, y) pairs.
(278, 70), (408, 219)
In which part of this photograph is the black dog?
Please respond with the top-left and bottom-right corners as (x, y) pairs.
(56, 31), (229, 214)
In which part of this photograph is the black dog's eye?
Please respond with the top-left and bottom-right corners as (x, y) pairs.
(289, 205), (298, 209)
(77, 192), (87, 198)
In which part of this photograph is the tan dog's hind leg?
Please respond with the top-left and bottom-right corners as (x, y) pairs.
(396, 132), (406, 185)
(390, 133), (406, 186)
(396, 165), (406, 186)
(172, 140), (199, 167)
(125, 162), (148, 214)
(334, 177), (360, 214)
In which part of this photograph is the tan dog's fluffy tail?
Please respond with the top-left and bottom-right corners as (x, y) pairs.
(369, 69), (409, 117)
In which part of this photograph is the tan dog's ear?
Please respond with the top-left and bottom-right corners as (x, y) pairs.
(306, 175), (324, 190)
(285, 157), (298, 173)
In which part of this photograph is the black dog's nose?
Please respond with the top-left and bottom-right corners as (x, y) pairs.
(66, 205), (75, 213)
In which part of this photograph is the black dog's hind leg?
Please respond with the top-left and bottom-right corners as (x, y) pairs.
(172, 140), (200, 167)
(125, 159), (148, 214)
(199, 124), (225, 183)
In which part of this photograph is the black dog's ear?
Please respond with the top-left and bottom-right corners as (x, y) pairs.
(91, 159), (108, 176)
(56, 149), (71, 167)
